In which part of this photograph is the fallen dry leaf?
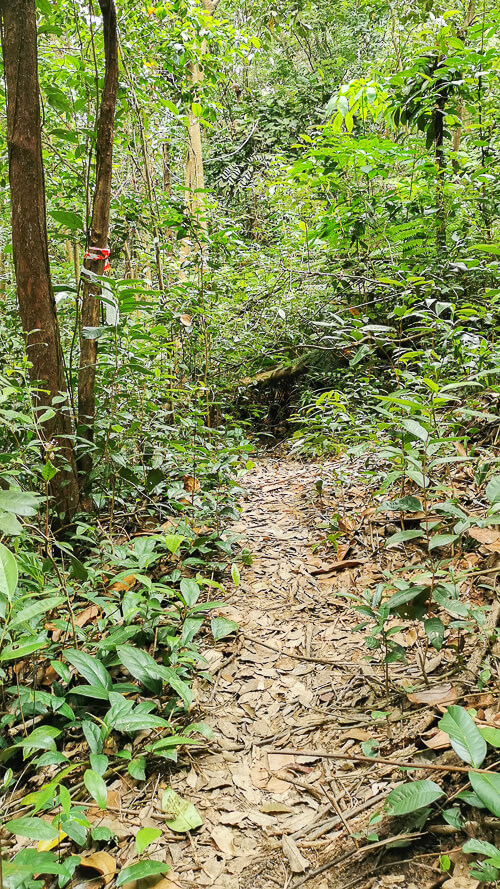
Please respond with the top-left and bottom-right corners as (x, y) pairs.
(423, 729), (451, 750)
(79, 852), (116, 885)
(468, 527), (500, 545)
(407, 683), (458, 706)
(75, 604), (100, 627)
(282, 836), (310, 874)
(109, 574), (138, 593)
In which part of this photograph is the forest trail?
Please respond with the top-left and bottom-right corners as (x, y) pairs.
(165, 457), (443, 889)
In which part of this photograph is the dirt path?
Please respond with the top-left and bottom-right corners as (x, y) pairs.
(166, 457), (441, 889)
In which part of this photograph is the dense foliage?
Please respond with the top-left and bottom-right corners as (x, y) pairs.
(1, 0), (500, 883)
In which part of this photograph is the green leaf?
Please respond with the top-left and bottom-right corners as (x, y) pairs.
(66, 649), (112, 691)
(112, 711), (171, 732)
(90, 754), (108, 776)
(5, 816), (59, 840)
(0, 488), (41, 515)
(136, 827), (162, 855)
(385, 530), (424, 548)
(401, 418), (429, 442)
(10, 596), (65, 628)
(50, 209), (84, 231)
(0, 636), (48, 661)
(428, 534), (459, 551)
(15, 725), (61, 753)
(438, 706), (486, 766)
(84, 769), (107, 810)
(231, 563), (240, 586)
(462, 838), (500, 858)
(180, 578), (200, 606)
(479, 726), (500, 748)
(211, 616), (239, 640)
(424, 617), (444, 650)
(164, 533), (184, 555)
(469, 771), (500, 817)
(0, 542), (17, 601)
(385, 779), (444, 815)
(128, 756), (146, 781)
(377, 496), (422, 513)
(0, 512), (22, 535)
(68, 683), (110, 700)
(116, 861), (169, 886)
(486, 476), (500, 505)
(162, 787), (203, 832)
(117, 645), (162, 694)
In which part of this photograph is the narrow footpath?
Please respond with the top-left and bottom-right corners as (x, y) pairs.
(164, 457), (451, 889)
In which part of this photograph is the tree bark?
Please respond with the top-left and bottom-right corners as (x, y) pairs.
(77, 0), (118, 483)
(0, 0), (79, 525)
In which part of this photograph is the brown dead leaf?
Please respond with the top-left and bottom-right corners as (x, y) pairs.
(109, 574), (138, 593)
(407, 683), (458, 706)
(309, 559), (366, 575)
(339, 728), (372, 742)
(79, 852), (116, 885)
(423, 729), (451, 750)
(75, 604), (100, 628)
(282, 836), (310, 874)
(211, 825), (237, 857)
(182, 475), (200, 494)
(179, 313), (192, 327)
(336, 542), (352, 562)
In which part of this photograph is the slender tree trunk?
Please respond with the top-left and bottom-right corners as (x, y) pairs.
(0, 0), (79, 525)
(180, 0), (219, 266)
(77, 0), (119, 484)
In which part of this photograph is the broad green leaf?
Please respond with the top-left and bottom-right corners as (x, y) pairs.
(462, 838), (500, 858)
(385, 529), (424, 547)
(90, 754), (108, 776)
(428, 534), (459, 551)
(211, 616), (239, 640)
(0, 489), (41, 516)
(0, 636), (48, 661)
(112, 711), (171, 732)
(385, 779), (444, 815)
(68, 684), (110, 700)
(401, 418), (429, 442)
(15, 725), (60, 753)
(486, 476), (500, 505)
(164, 533), (184, 555)
(469, 771), (500, 817)
(180, 578), (200, 606)
(162, 787), (203, 832)
(5, 816), (59, 841)
(66, 649), (112, 690)
(0, 512), (22, 535)
(479, 726), (500, 748)
(84, 769), (107, 809)
(231, 563), (240, 586)
(117, 645), (162, 694)
(116, 861), (169, 886)
(377, 496), (422, 513)
(10, 596), (65, 629)
(136, 827), (162, 855)
(0, 542), (17, 600)
(50, 209), (84, 231)
(424, 617), (444, 650)
(438, 706), (486, 766)
(128, 756), (146, 781)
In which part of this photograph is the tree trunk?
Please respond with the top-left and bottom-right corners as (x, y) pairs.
(180, 0), (219, 266)
(0, 0), (79, 526)
(77, 0), (118, 484)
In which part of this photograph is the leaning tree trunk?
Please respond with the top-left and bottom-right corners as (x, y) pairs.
(77, 0), (118, 484)
(0, 0), (79, 526)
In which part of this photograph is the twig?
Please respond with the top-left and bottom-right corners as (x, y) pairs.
(292, 791), (387, 842)
(269, 747), (500, 776)
(242, 632), (356, 666)
(290, 832), (423, 888)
